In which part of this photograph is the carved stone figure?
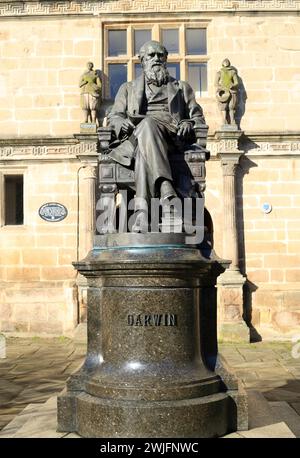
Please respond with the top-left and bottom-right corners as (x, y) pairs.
(79, 62), (102, 124)
(107, 40), (206, 205)
(215, 58), (239, 127)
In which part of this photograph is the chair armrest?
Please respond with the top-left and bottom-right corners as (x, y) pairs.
(97, 126), (113, 152)
(194, 124), (209, 148)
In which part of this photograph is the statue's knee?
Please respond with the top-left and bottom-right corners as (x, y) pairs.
(138, 117), (159, 138)
(141, 117), (158, 129)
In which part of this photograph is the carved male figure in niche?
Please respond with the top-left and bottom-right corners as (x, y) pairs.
(79, 62), (102, 124)
(215, 58), (239, 127)
(107, 40), (206, 205)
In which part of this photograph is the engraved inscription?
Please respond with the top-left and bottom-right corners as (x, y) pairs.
(127, 313), (177, 327)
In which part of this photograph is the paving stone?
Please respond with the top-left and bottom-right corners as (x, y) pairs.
(237, 422), (295, 438)
(247, 390), (276, 429)
(233, 370), (259, 382)
(0, 403), (43, 437)
(221, 355), (246, 364)
(269, 402), (300, 437)
(222, 432), (244, 438)
(256, 369), (291, 379)
(1, 337), (300, 436)
(290, 402), (300, 416)
(63, 432), (82, 438)
(232, 361), (281, 369)
(286, 369), (300, 378)
(264, 383), (300, 403)
(0, 380), (23, 403)
(0, 412), (21, 431)
(11, 415), (64, 438)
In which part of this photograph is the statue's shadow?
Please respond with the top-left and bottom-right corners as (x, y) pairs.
(235, 70), (247, 130)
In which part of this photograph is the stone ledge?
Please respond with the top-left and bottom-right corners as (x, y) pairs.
(0, 136), (77, 147)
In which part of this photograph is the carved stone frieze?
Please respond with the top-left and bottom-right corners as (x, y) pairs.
(0, 142), (98, 159)
(0, 1), (299, 18)
(207, 139), (300, 157)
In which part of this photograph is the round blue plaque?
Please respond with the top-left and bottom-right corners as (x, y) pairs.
(262, 202), (272, 214)
(39, 202), (68, 222)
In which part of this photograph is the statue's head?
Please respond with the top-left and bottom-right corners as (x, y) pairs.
(138, 41), (169, 86)
(87, 62), (94, 70)
(222, 58), (231, 68)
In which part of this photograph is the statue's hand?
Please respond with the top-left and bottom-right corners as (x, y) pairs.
(177, 121), (193, 139)
(120, 119), (135, 136)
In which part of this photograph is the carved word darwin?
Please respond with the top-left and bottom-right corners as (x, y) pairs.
(127, 313), (178, 327)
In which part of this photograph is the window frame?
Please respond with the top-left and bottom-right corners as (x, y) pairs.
(103, 20), (209, 100)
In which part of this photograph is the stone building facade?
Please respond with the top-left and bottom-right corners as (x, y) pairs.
(0, 0), (300, 339)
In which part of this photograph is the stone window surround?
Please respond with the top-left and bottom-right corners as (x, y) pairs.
(0, 167), (27, 229)
(102, 18), (210, 99)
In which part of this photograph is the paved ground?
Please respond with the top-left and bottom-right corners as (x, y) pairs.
(0, 337), (85, 431)
(1, 337), (300, 433)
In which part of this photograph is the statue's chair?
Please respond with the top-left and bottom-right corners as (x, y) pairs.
(97, 122), (210, 234)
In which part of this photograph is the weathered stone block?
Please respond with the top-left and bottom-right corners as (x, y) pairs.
(6, 267), (40, 282)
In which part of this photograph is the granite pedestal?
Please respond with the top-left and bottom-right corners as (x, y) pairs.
(57, 233), (245, 437)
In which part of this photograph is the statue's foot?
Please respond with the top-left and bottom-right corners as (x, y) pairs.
(160, 180), (177, 204)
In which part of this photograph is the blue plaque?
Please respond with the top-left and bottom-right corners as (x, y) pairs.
(39, 202), (68, 222)
(262, 202), (272, 214)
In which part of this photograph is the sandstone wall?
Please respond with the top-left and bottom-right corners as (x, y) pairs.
(0, 1), (299, 337)
(0, 12), (300, 135)
(0, 157), (84, 334)
(206, 144), (300, 339)
(0, 16), (100, 136)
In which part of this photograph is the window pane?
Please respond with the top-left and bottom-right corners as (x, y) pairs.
(134, 29), (151, 55)
(167, 62), (180, 80)
(162, 29), (179, 54)
(186, 28), (206, 55)
(188, 63), (207, 97)
(5, 175), (23, 225)
(135, 63), (143, 79)
(109, 63), (127, 99)
(108, 30), (127, 56)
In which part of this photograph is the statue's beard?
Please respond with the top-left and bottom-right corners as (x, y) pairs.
(143, 63), (169, 86)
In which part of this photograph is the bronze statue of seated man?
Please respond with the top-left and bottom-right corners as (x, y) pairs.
(107, 40), (207, 206)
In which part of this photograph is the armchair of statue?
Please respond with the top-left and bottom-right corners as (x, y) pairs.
(97, 122), (210, 234)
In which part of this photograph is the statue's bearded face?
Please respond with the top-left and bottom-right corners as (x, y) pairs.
(142, 44), (169, 86)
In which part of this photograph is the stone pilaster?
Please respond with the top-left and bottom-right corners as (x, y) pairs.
(76, 137), (98, 324)
(216, 130), (249, 342)
(82, 165), (97, 255)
